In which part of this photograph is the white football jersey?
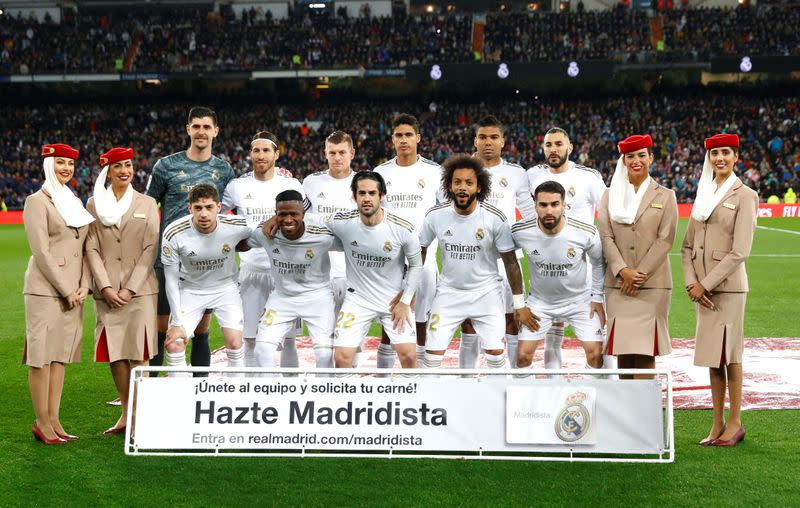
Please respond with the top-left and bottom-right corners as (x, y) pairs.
(420, 202), (515, 291)
(248, 224), (340, 296)
(511, 216), (605, 310)
(527, 161), (606, 223)
(161, 214), (253, 294)
(485, 159), (536, 222)
(325, 210), (421, 312)
(302, 170), (356, 279)
(221, 172), (307, 271)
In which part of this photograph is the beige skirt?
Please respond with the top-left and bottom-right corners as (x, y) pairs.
(693, 292), (746, 368)
(605, 287), (672, 357)
(23, 294), (83, 367)
(94, 294), (157, 363)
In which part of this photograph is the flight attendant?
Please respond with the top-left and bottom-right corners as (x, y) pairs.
(681, 133), (757, 447)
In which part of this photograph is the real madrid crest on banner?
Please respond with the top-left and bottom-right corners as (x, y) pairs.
(222, 243), (231, 254)
(568, 186), (576, 197)
(567, 246), (576, 259)
(475, 228), (485, 240)
(554, 391), (591, 442)
(383, 241), (393, 252)
(305, 249), (314, 259)
(417, 178), (426, 189)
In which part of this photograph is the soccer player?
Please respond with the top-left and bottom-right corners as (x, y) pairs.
(374, 114), (442, 368)
(302, 131), (358, 318)
(248, 190), (339, 370)
(327, 171), (423, 369)
(420, 155), (537, 370)
(466, 114), (536, 369)
(527, 127), (608, 371)
(222, 131), (308, 370)
(146, 106), (235, 372)
(512, 181), (605, 372)
(161, 184), (251, 376)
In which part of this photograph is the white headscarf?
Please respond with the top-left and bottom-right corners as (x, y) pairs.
(608, 155), (651, 225)
(93, 165), (134, 227)
(690, 152), (737, 222)
(42, 157), (95, 228)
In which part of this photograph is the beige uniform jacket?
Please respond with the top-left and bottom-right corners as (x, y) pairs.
(681, 179), (758, 293)
(23, 190), (91, 297)
(598, 179), (678, 289)
(85, 191), (160, 298)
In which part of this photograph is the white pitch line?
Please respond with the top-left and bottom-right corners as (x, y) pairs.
(756, 225), (800, 236)
(668, 253), (800, 257)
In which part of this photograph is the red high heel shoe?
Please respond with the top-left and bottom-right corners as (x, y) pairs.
(56, 431), (79, 441)
(32, 422), (67, 445)
(712, 426), (746, 447)
(699, 425), (726, 446)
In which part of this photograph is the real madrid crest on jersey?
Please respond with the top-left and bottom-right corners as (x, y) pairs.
(568, 186), (576, 197)
(211, 169), (220, 181)
(222, 243), (231, 254)
(475, 228), (485, 240)
(417, 178), (426, 189)
(500, 177), (508, 187)
(554, 391), (591, 442)
(305, 249), (314, 260)
(383, 241), (393, 252)
(567, 246), (576, 259)
(162, 245), (172, 257)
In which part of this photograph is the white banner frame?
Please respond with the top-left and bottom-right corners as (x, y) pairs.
(125, 367), (674, 463)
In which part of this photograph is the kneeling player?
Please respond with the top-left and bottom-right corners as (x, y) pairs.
(248, 190), (339, 370)
(420, 155), (538, 370)
(161, 184), (253, 376)
(511, 181), (606, 372)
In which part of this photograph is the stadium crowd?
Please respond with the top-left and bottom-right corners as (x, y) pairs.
(1, 3), (799, 74)
(1, 95), (798, 210)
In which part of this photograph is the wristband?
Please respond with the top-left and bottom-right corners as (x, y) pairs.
(513, 294), (525, 310)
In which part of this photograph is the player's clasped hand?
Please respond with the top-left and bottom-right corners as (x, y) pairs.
(619, 267), (647, 296)
(165, 325), (188, 348)
(515, 307), (540, 332)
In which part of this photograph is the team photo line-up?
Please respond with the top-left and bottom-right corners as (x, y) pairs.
(23, 106), (755, 448)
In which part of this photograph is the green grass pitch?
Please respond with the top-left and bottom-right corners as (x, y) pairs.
(0, 219), (798, 507)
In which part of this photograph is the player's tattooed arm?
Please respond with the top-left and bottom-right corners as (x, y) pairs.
(500, 250), (540, 332)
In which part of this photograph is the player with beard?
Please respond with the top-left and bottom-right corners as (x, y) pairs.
(512, 181), (605, 371)
(374, 114), (443, 368)
(527, 128), (609, 373)
(462, 115), (536, 369)
(146, 107), (235, 374)
(222, 131), (308, 372)
(420, 155), (538, 371)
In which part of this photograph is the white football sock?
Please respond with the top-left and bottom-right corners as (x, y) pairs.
(484, 351), (508, 370)
(415, 345), (426, 368)
(505, 334), (519, 369)
(544, 323), (565, 370)
(314, 345), (334, 369)
(422, 352), (444, 370)
(458, 333), (480, 369)
(226, 346), (245, 377)
(377, 343), (396, 369)
(280, 337), (299, 368)
(166, 351), (190, 377)
(243, 338), (256, 368)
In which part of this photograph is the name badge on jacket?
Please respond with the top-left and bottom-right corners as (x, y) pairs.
(134, 213), (147, 219)
(651, 203), (663, 209)
(722, 203), (736, 210)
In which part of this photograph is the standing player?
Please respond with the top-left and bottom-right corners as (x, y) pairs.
(420, 155), (537, 370)
(222, 131), (307, 370)
(248, 190), (339, 369)
(466, 115), (536, 369)
(302, 131), (357, 318)
(374, 114), (442, 368)
(146, 107), (235, 372)
(327, 171), (423, 369)
(161, 184), (252, 376)
(512, 181), (606, 371)
(527, 127), (608, 372)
